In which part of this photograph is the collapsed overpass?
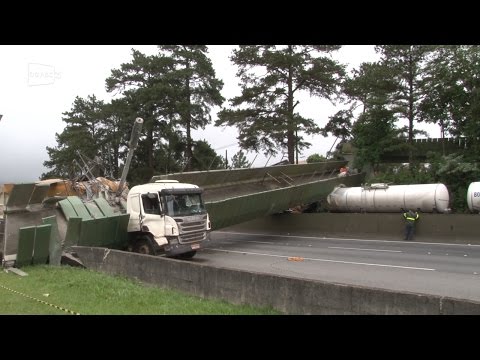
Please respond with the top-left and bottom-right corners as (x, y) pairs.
(151, 161), (365, 229)
(1, 161), (365, 261)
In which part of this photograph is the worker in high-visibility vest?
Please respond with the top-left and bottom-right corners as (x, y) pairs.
(403, 209), (420, 240)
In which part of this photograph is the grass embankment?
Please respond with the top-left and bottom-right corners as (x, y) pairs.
(0, 265), (280, 315)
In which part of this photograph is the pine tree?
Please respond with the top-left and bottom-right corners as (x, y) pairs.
(230, 150), (250, 169)
(420, 45), (480, 161)
(216, 45), (345, 164)
(157, 46), (224, 171)
(43, 95), (108, 178)
(375, 45), (434, 163)
(106, 49), (177, 173)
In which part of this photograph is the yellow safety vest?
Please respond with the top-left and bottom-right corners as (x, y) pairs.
(403, 212), (419, 221)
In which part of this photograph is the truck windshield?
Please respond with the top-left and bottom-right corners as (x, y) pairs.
(162, 193), (206, 217)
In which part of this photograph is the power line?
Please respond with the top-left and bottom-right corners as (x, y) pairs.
(214, 143), (238, 151)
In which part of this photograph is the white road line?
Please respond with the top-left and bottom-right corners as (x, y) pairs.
(328, 246), (402, 253)
(214, 231), (480, 247)
(208, 248), (435, 271)
(245, 241), (275, 245)
(216, 240), (274, 245)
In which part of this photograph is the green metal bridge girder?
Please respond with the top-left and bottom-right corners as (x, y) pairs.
(205, 173), (365, 230)
(151, 161), (366, 230)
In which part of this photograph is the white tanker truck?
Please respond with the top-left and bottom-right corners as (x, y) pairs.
(467, 182), (480, 213)
(327, 183), (450, 213)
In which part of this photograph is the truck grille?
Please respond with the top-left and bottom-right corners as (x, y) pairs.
(176, 215), (207, 244)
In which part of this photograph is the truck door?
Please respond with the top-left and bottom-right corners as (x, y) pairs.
(127, 193), (142, 232)
(140, 192), (165, 240)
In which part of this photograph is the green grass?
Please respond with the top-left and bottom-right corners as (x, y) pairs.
(0, 265), (280, 315)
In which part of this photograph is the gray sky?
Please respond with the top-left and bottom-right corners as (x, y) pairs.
(0, 45), (440, 184)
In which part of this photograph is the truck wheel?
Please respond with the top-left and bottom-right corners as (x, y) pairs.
(176, 250), (197, 259)
(133, 236), (156, 255)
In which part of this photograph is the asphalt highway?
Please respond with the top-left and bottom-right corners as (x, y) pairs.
(195, 230), (480, 302)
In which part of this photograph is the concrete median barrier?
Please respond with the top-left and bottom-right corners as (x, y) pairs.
(72, 246), (480, 315)
(223, 213), (480, 244)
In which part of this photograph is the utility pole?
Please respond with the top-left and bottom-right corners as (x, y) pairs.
(295, 129), (298, 165)
(117, 117), (143, 196)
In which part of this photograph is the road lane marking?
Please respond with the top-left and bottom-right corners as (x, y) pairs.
(215, 240), (274, 245)
(245, 241), (275, 245)
(328, 246), (402, 253)
(208, 248), (435, 271)
(214, 231), (480, 248)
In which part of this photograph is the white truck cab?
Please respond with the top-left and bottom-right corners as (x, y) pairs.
(126, 180), (211, 258)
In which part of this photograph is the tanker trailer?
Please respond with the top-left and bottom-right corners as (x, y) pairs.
(467, 182), (480, 213)
(327, 183), (450, 213)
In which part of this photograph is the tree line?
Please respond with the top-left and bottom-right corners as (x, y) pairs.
(42, 45), (480, 210)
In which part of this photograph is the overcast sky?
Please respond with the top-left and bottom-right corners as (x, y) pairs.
(0, 45), (441, 184)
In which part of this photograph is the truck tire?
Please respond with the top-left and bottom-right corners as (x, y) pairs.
(176, 250), (197, 259)
(133, 236), (156, 255)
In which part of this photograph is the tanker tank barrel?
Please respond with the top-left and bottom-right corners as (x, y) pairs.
(327, 183), (450, 213)
(117, 117), (143, 196)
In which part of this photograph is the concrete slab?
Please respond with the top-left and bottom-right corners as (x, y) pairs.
(6, 267), (28, 276)
(5, 183), (35, 211)
(64, 217), (82, 250)
(42, 216), (62, 266)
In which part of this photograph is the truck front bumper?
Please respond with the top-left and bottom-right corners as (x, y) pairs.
(164, 239), (209, 257)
